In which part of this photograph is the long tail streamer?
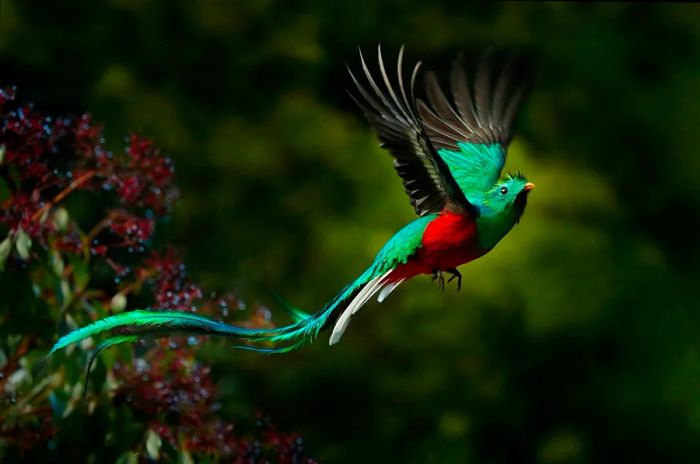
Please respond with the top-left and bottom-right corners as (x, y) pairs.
(49, 264), (400, 363)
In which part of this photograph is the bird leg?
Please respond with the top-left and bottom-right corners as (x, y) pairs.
(431, 270), (445, 292)
(446, 268), (462, 291)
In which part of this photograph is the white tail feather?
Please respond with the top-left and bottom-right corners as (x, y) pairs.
(377, 279), (404, 303)
(329, 270), (392, 345)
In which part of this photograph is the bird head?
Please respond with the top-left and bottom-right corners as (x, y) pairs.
(479, 172), (535, 225)
(474, 172), (534, 250)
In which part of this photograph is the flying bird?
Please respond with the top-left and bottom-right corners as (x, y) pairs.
(50, 46), (535, 363)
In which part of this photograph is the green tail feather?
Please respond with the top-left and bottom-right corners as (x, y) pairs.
(83, 334), (138, 399)
(46, 215), (436, 400)
(269, 292), (312, 323)
(49, 215), (434, 360)
(49, 310), (269, 355)
(47, 213), (439, 360)
(49, 267), (379, 360)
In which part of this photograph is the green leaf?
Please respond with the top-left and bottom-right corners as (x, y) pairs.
(52, 207), (70, 231)
(15, 228), (32, 260)
(58, 278), (72, 308)
(0, 235), (11, 271)
(5, 367), (29, 394)
(70, 257), (90, 293)
(178, 449), (194, 464)
(110, 293), (127, 312)
(146, 428), (162, 460)
(116, 452), (138, 464)
(0, 144), (5, 164)
(50, 250), (65, 276)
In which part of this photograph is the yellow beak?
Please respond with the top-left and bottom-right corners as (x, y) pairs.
(523, 182), (536, 192)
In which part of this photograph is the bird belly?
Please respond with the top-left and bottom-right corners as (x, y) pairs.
(391, 211), (484, 279)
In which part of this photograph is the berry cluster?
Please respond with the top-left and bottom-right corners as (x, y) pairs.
(0, 85), (176, 256)
(0, 88), (314, 462)
(114, 347), (313, 462)
(145, 248), (204, 311)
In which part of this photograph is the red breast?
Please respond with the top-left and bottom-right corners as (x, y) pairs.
(390, 212), (483, 280)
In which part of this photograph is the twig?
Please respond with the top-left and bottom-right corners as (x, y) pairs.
(31, 170), (96, 222)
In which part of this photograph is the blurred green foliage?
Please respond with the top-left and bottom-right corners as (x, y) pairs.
(3, 1), (700, 462)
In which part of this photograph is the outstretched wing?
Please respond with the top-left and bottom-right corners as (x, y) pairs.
(417, 49), (532, 196)
(349, 46), (475, 217)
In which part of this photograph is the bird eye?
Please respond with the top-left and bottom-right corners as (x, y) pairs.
(500, 186), (508, 195)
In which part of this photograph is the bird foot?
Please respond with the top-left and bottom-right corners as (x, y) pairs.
(431, 271), (445, 292)
(446, 268), (462, 291)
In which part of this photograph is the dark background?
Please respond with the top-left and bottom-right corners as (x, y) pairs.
(3, 2), (700, 462)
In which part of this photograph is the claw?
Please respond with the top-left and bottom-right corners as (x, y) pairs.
(431, 270), (445, 292)
(446, 268), (462, 291)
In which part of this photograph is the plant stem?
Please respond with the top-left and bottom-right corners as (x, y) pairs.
(31, 170), (96, 222)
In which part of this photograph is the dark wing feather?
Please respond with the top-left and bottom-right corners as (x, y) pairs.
(349, 46), (474, 217)
(418, 49), (533, 152)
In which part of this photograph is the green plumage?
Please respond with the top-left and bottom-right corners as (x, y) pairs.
(49, 215), (435, 356)
(438, 143), (505, 199)
(363, 214), (436, 274)
(49, 310), (264, 355)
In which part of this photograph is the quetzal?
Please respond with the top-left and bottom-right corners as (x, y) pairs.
(50, 46), (535, 361)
